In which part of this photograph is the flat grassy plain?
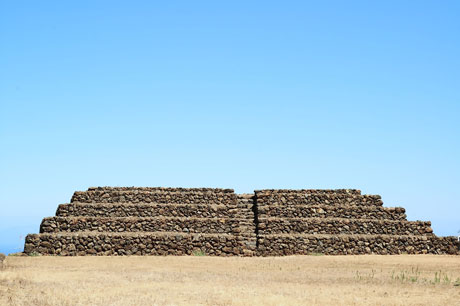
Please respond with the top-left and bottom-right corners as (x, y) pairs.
(1, 255), (459, 305)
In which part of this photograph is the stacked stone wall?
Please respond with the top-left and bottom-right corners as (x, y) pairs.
(255, 189), (362, 194)
(88, 187), (234, 192)
(40, 216), (251, 234)
(253, 189), (459, 256)
(236, 194), (258, 252)
(24, 187), (460, 256)
(72, 190), (236, 204)
(26, 187), (257, 256)
(25, 232), (247, 256)
(257, 235), (459, 255)
(258, 218), (433, 235)
(255, 191), (383, 207)
(57, 203), (238, 218)
(258, 205), (406, 220)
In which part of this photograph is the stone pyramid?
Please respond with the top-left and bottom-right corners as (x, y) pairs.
(254, 189), (458, 255)
(24, 187), (459, 256)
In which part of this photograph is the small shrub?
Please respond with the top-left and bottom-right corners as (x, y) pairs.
(192, 250), (206, 256)
(391, 267), (421, 283)
(355, 269), (375, 281)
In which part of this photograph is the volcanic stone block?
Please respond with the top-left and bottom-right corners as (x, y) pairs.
(255, 191), (383, 207)
(87, 187), (235, 193)
(24, 232), (252, 256)
(23, 187), (460, 257)
(257, 204), (406, 220)
(255, 189), (362, 195)
(56, 203), (239, 218)
(257, 218), (433, 235)
(71, 190), (237, 205)
(40, 216), (252, 234)
(257, 234), (460, 256)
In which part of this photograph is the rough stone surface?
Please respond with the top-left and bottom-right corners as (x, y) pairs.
(255, 191), (383, 207)
(25, 233), (247, 256)
(257, 235), (459, 256)
(255, 189), (362, 195)
(88, 187), (235, 193)
(258, 204), (406, 220)
(57, 203), (240, 218)
(40, 216), (251, 234)
(71, 190), (236, 205)
(23, 187), (460, 256)
(257, 218), (432, 235)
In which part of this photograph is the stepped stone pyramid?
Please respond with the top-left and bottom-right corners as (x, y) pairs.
(25, 187), (256, 256)
(254, 189), (458, 255)
(24, 187), (459, 256)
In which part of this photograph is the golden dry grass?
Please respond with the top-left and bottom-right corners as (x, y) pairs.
(1, 255), (460, 305)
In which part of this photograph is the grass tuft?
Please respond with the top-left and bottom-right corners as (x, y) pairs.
(192, 250), (206, 256)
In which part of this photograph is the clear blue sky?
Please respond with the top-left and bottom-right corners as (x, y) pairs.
(1, 1), (459, 254)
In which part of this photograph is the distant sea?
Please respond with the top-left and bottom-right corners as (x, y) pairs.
(0, 223), (38, 255)
(0, 245), (24, 255)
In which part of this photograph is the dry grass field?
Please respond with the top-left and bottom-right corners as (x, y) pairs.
(1, 255), (459, 306)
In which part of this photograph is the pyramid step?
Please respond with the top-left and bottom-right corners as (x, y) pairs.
(87, 187), (234, 193)
(56, 203), (249, 218)
(255, 192), (383, 207)
(257, 217), (432, 236)
(237, 194), (255, 202)
(258, 204), (406, 220)
(71, 190), (237, 205)
(255, 189), (362, 195)
(257, 234), (460, 256)
(24, 232), (254, 256)
(40, 216), (253, 234)
(236, 195), (255, 211)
